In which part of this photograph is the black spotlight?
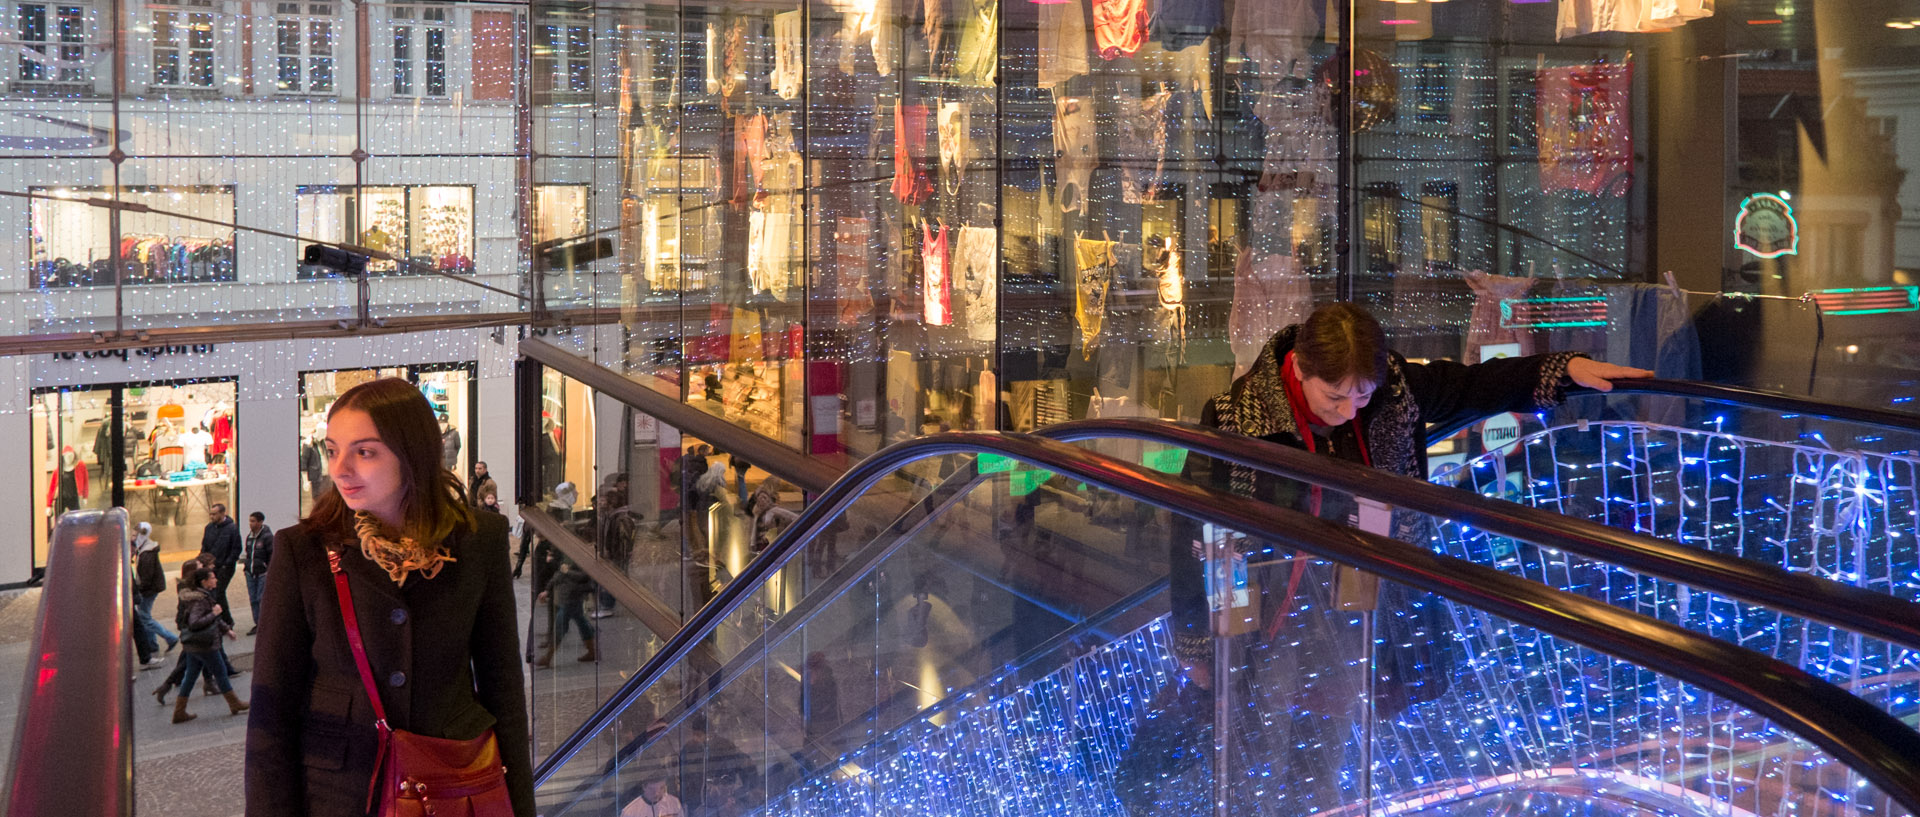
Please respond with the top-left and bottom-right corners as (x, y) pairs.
(303, 244), (369, 277)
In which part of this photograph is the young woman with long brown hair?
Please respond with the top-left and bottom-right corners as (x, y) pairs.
(245, 377), (531, 816)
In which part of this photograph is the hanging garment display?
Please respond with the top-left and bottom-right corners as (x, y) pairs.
(1146, 238), (1187, 362)
(749, 203), (796, 301)
(973, 369), (996, 433)
(760, 113), (804, 192)
(939, 101), (971, 192)
(924, 0), (948, 61)
(923, 223), (953, 326)
(774, 10), (804, 98)
(834, 218), (877, 327)
(1036, 0), (1089, 90)
(953, 0), (998, 86)
(1053, 95), (1096, 215)
(743, 112), (771, 189)
(1229, 250), (1313, 376)
(1116, 87), (1174, 204)
(704, 23), (722, 94)
(1537, 62), (1632, 196)
(720, 19), (747, 101)
(1151, 0), (1220, 51)
(1230, 0), (1314, 75)
(837, 0), (897, 76)
(1093, 0), (1148, 59)
(953, 225), (998, 343)
(1557, 0), (1712, 39)
(642, 200), (675, 292)
(1073, 236), (1117, 358)
(892, 102), (934, 205)
(1463, 270), (1538, 363)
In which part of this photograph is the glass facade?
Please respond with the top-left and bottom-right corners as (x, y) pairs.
(295, 362), (475, 516)
(3, 0), (1918, 468)
(528, 0), (1920, 469)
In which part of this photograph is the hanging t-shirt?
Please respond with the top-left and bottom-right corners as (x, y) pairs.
(834, 218), (877, 327)
(773, 10), (803, 99)
(953, 225), (998, 343)
(1053, 95), (1095, 215)
(1037, 0), (1090, 90)
(1073, 237), (1117, 357)
(1229, 250), (1312, 376)
(923, 223), (952, 326)
(938, 101), (971, 192)
(891, 102), (933, 204)
(1536, 63), (1632, 196)
(1116, 88), (1174, 203)
(1092, 0), (1148, 59)
(1151, 0), (1221, 52)
(953, 0), (998, 86)
(1556, 0), (1711, 39)
(1231, 0), (1314, 75)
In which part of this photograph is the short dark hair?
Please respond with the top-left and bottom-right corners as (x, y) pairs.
(1293, 302), (1389, 388)
(192, 568), (216, 585)
(210, 503), (227, 515)
(249, 511), (265, 522)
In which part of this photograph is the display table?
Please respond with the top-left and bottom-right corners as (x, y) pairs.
(124, 475), (231, 524)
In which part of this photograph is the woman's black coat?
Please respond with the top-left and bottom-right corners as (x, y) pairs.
(244, 510), (533, 816)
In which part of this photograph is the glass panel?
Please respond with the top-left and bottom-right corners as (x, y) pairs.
(526, 367), (840, 766)
(29, 386), (117, 570)
(531, 450), (1909, 817)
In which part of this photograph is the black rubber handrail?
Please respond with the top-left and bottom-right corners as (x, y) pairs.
(4, 508), (134, 817)
(1428, 377), (1920, 440)
(533, 431), (1920, 816)
(1039, 418), (1920, 654)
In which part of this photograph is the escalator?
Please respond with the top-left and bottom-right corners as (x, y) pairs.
(526, 431), (1920, 817)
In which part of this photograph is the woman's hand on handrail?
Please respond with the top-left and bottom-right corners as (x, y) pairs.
(1568, 357), (1655, 392)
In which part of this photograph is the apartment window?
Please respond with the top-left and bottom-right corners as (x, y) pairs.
(17, 2), (86, 83)
(274, 2), (334, 93)
(534, 16), (591, 94)
(153, 2), (215, 88)
(392, 3), (448, 97)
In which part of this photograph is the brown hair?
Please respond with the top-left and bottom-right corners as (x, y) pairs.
(304, 377), (473, 546)
(1293, 302), (1389, 388)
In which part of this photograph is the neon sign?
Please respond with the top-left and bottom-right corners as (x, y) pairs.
(1734, 193), (1799, 258)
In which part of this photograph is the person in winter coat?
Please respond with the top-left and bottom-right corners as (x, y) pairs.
(469, 461), (498, 509)
(244, 377), (533, 817)
(154, 555), (230, 703)
(171, 567), (249, 723)
(1139, 302), (1650, 816)
(132, 522), (178, 660)
(202, 503), (242, 626)
(241, 511), (274, 634)
(534, 557), (597, 666)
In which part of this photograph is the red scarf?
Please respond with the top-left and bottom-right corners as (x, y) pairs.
(1267, 351), (1373, 642)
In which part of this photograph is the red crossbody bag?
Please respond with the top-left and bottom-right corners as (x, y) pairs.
(329, 549), (514, 817)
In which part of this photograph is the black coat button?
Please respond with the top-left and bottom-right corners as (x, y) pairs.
(388, 671), (406, 687)
(390, 608), (408, 625)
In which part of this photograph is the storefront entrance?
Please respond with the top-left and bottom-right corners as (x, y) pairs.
(29, 378), (239, 572)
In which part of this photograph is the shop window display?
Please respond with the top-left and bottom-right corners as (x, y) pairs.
(28, 186), (237, 288)
(293, 184), (475, 278)
(298, 364), (474, 516)
(31, 379), (237, 572)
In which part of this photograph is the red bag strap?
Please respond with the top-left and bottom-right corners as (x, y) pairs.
(329, 549), (394, 812)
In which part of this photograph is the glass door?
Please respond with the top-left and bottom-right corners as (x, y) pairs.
(30, 387), (119, 571)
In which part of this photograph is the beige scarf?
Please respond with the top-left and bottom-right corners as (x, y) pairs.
(353, 511), (455, 587)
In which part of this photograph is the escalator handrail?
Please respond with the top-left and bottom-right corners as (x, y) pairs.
(4, 508), (135, 817)
(533, 431), (1920, 815)
(1039, 418), (1920, 654)
(1428, 377), (1920, 441)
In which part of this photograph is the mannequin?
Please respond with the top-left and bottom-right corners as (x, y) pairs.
(47, 445), (88, 515)
(153, 419), (184, 473)
(300, 419), (331, 499)
(439, 413), (462, 473)
(206, 401), (234, 464)
(180, 423), (214, 468)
